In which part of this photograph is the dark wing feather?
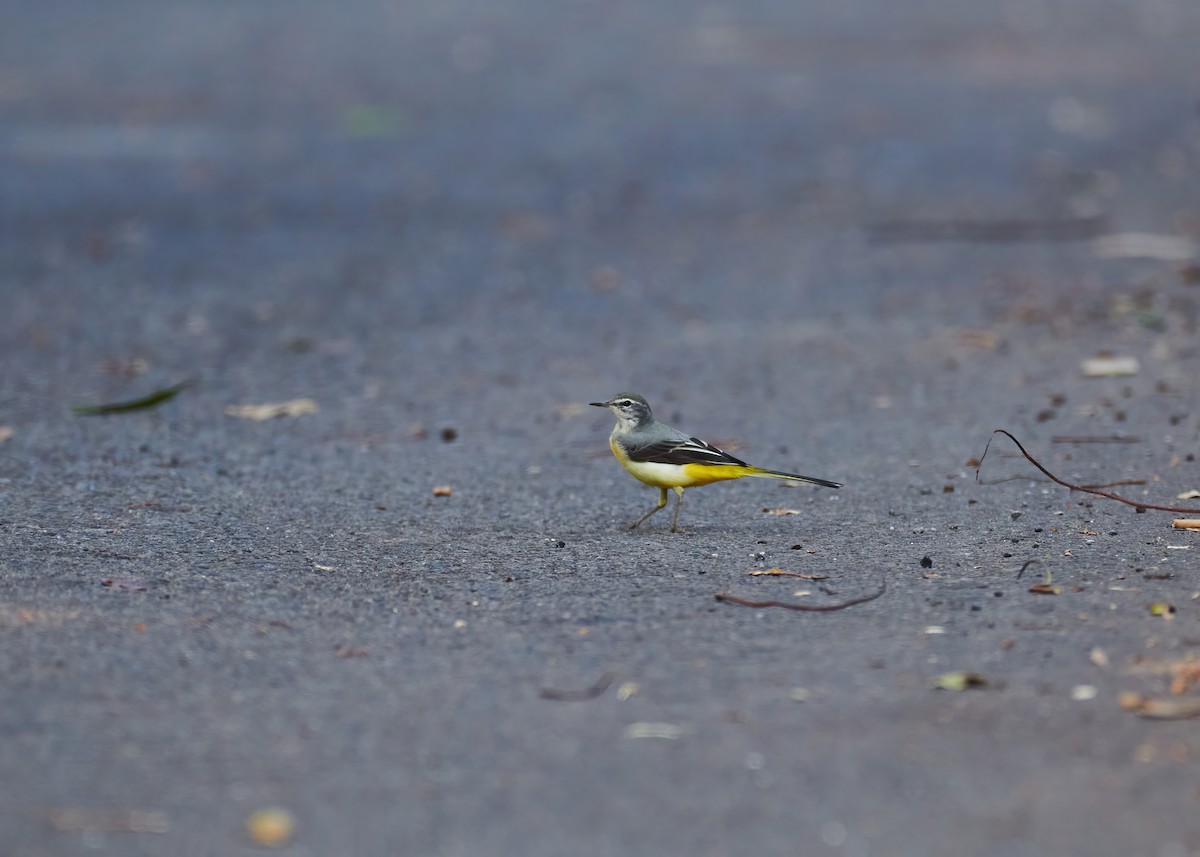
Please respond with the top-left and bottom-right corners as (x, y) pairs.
(626, 437), (749, 467)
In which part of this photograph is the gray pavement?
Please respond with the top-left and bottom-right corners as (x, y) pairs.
(3, 1), (1200, 855)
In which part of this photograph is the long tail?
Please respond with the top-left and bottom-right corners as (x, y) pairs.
(747, 468), (842, 489)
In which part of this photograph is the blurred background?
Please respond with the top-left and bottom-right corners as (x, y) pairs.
(3, 2), (1200, 854)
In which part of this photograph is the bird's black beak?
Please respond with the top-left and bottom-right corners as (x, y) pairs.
(589, 401), (608, 408)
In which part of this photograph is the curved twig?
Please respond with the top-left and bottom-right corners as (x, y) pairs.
(538, 671), (616, 702)
(715, 584), (886, 612)
(976, 429), (1200, 514)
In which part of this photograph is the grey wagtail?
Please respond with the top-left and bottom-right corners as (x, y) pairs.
(591, 393), (841, 532)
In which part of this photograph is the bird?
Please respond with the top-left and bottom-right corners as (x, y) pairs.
(590, 393), (840, 532)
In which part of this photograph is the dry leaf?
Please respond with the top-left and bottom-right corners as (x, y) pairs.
(0, 426), (12, 443)
(1173, 519), (1200, 529)
(225, 398), (318, 421)
(748, 568), (829, 580)
(624, 722), (685, 740)
(1119, 692), (1200, 720)
(931, 671), (989, 691)
(1081, 356), (1139, 377)
(956, 329), (999, 349)
(74, 381), (188, 416)
(762, 508), (802, 516)
(432, 485), (453, 497)
(1029, 583), (1062, 595)
(1176, 490), (1200, 501)
(1170, 660), (1200, 695)
(1149, 602), (1176, 618)
(101, 578), (148, 592)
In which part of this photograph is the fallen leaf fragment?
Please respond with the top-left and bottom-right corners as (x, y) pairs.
(1081, 355), (1139, 377)
(1176, 490), (1200, 501)
(748, 568), (829, 580)
(225, 398), (318, 421)
(1119, 692), (1200, 720)
(1028, 583), (1062, 595)
(1149, 602), (1176, 618)
(762, 508), (802, 516)
(956, 329), (999, 349)
(101, 578), (148, 592)
(246, 808), (295, 847)
(1089, 647), (1110, 668)
(624, 722), (685, 740)
(1071, 684), (1098, 701)
(432, 485), (453, 497)
(73, 381), (189, 416)
(1170, 660), (1200, 695)
(931, 671), (989, 691)
(0, 426), (12, 443)
(538, 672), (615, 702)
(1091, 232), (1198, 261)
(1173, 519), (1200, 529)
(47, 809), (169, 834)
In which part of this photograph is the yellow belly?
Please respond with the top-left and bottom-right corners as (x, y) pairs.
(610, 439), (750, 488)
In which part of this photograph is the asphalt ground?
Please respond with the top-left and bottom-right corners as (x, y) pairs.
(2, 1), (1200, 855)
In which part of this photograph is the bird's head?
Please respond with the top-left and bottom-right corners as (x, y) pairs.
(590, 393), (654, 428)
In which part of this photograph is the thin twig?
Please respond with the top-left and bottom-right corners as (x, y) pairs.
(1079, 480), (1147, 490)
(715, 584), (886, 612)
(976, 429), (1200, 514)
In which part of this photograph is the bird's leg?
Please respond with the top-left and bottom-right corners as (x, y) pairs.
(629, 487), (669, 530)
(670, 487), (685, 533)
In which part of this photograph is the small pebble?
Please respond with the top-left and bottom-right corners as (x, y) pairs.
(246, 808), (295, 848)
